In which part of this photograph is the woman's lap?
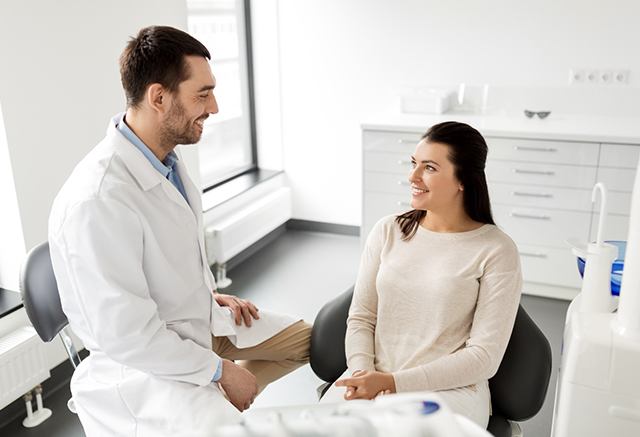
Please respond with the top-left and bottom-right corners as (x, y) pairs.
(319, 369), (490, 429)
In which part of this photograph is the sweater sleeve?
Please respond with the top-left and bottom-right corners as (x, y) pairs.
(345, 217), (388, 371)
(392, 237), (522, 392)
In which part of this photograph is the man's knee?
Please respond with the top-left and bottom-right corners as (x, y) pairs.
(288, 321), (312, 362)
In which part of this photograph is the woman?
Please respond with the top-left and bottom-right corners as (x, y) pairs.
(328, 121), (522, 428)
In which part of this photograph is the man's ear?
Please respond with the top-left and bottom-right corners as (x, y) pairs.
(146, 83), (166, 114)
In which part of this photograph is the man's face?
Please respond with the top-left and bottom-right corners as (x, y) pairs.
(160, 55), (218, 146)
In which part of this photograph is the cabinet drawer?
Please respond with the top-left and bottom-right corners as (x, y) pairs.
(364, 151), (413, 174)
(599, 143), (640, 169)
(486, 160), (597, 189)
(517, 243), (582, 288)
(364, 172), (411, 195)
(362, 192), (411, 240)
(489, 182), (592, 212)
(590, 213), (630, 242)
(595, 167), (637, 192)
(487, 137), (599, 165)
(493, 205), (591, 249)
(592, 191), (632, 215)
(363, 130), (422, 154)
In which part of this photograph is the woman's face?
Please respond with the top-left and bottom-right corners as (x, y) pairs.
(408, 140), (463, 212)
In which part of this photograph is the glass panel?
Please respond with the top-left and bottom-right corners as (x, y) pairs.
(187, 0), (254, 189)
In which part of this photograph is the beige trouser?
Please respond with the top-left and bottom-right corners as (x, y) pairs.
(212, 320), (312, 393)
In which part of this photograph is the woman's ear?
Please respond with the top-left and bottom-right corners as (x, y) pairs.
(459, 184), (464, 191)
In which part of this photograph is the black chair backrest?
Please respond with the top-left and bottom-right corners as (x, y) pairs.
(310, 287), (552, 423)
(489, 305), (552, 421)
(310, 288), (352, 382)
(19, 242), (68, 342)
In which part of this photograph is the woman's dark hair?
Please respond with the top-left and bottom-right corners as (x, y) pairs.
(119, 26), (211, 108)
(396, 121), (495, 240)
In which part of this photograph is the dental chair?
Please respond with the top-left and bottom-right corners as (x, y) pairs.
(19, 242), (81, 412)
(310, 287), (552, 437)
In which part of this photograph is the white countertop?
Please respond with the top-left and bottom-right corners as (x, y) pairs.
(362, 112), (640, 144)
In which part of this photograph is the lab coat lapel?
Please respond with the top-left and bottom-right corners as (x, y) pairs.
(174, 150), (216, 291)
(108, 121), (195, 219)
(109, 118), (213, 290)
(174, 151), (203, 227)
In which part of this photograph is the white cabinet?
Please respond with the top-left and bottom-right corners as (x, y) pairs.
(362, 130), (418, 243)
(487, 137), (596, 290)
(590, 143), (640, 243)
(487, 137), (599, 165)
(362, 127), (640, 299)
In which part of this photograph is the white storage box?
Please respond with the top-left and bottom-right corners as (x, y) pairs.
(400, 89), (453, 114)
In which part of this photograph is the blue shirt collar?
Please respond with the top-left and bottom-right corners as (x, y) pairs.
(115, 112), (179, 177)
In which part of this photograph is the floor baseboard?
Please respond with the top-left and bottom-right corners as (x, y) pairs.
(286, 219), (360, 236)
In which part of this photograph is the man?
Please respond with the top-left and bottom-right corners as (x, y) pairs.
(48, 26), (310, 436)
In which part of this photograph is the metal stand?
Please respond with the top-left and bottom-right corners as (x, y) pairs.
(59, 328), (81, 414)
(22, 385), (52, 428)
(215, 263), (232, 288)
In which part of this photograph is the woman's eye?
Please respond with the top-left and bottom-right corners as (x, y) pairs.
(425, 165), (436, 172)
(410, 161), (416, 168)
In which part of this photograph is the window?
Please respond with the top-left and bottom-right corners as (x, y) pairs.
(187, 0), (256, 190)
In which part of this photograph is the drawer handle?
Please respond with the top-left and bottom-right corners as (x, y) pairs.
(513, 168), (556, 176)
(397, 180), (410, 186)
(519, 251), (548, 259)
(397, 159), (412, 165)
(512, 191), (553, 198)
(397, 139), (418, 144)
(396, 201), (411, 207)
(510, 212), (551, 220)
(514, 146), (558, 152)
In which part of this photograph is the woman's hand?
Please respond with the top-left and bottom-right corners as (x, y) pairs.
(335, 370), (396, 400)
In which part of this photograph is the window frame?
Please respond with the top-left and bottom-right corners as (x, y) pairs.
(192, 0), (259, 194)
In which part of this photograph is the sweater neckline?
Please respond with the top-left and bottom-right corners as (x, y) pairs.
(415, 223), (494, 240)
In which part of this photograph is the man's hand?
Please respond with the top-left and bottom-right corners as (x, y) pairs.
(217, 359), (258, 411)
(214, 292), (260, 327)
(335, 370), (396, 400)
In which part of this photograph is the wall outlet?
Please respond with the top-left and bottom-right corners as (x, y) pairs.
(600, 70), (613, 84)
(614, 70), (630, 84)
(586, 70), (599, 83)
(569, 69), (585, 84)
(569, 68), (630, 86)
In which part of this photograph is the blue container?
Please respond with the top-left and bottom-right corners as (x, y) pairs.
(576, 240), (626, 296)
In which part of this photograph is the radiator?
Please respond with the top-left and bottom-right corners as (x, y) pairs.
(204, 187), (292, 266)
(0, 327), (50, 410)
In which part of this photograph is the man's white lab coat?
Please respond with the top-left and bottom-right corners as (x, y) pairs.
(48, 115), (293, 436)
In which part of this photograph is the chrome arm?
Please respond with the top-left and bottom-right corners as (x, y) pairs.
(59, 327), (81, 369)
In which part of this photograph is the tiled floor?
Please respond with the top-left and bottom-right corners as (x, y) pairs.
(0, 229), (569, 436)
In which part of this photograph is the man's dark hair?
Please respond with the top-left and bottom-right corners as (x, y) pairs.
(119, 26), (211, 108)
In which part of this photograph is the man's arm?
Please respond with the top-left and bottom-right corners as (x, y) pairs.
(51, 197), (218, 386)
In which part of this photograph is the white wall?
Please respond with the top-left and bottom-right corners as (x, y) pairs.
(0, 0), (192, 371)
(253, 0), (640, 226)
(0, 0), (194, 288)
(0, 103), (26, 290)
